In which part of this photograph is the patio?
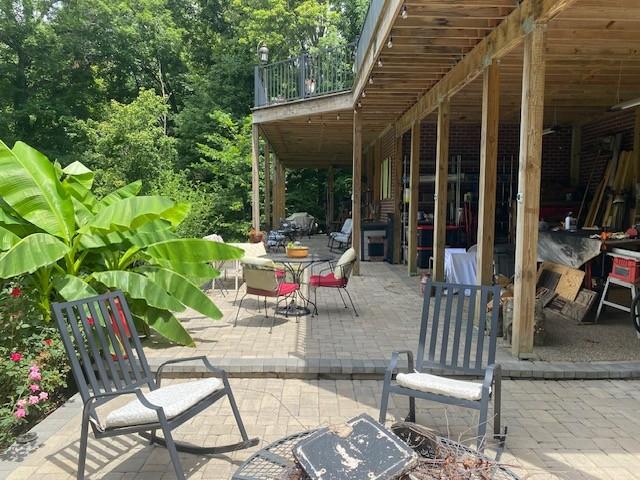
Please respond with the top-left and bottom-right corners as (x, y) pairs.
(3, 378), (640, 479)
(142, 236), (640, 379)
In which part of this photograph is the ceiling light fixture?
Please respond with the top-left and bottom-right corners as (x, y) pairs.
(401, 5), (408, 19)
(307, 117), (312, 124)
(610, 97), (640, 111)
(362, 91), (366, 98)
(357, 101), (362, 108)
(336, 113), (341, 121)
(377, 58), (383, 68)
(369, 77), (373, 84)
(387, 37), (393, 48)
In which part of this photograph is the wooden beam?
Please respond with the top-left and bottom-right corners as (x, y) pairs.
(373, 137), (382, 205)
(633, 109), (640, 223)
(264, 142), (271, 230)
(570, 125), (581, 187)
(512, 24), (547, 359)
(352, 109), (363, 275)
(251, 123), (260, 231)
(408, 120), (421, 275)
(393, 133), (403, 264)
(477, 61), (500, 290)
(252, 92), (352, 124)
(272, 154), (280, 228)
(395, 0), (579, 134)
(432, 100), (450, 282)
(327, 166), (335, 231)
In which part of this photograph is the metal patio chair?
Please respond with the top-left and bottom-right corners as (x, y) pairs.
(310, 247), (358, 316)
(378, 280), (505, 452)
(52, 291), (258, 480)
(328, 218), (352, 251)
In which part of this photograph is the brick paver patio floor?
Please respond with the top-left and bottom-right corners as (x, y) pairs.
(5, 379), (640, 479)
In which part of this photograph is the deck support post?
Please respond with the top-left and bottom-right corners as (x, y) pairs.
(408, 120), (421, 275)
(352, 109), (362, 275)
(327, 166), (335, 232)
(264, 142), (271, 231)
(477, 61), (500, 291)
(433, 100), (450, 282)
(512, 24), (547, 358)
(251, 123), (260, 232)
(393, 134), (403, 264)
(570, 125), (581, 188)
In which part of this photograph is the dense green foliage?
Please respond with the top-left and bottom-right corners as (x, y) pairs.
(0, 0), (367, 238)
(0, 140), (243, 346)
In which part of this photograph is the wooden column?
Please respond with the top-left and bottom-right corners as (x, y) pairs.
(278, 161), (286, 221)
(477, 61), (500, 289)
(393, 134), (403, 264)
(512, 24), (546, 358)
(570, 125), (581, 187)
(633, 110), (640, 223)
(272, 154), (279, 227)
(327, 166), (335, 231)
(352, 109), (362, 275)
(251, 123), (260, 231)
(408, 120), (421, 275)
(433, 100), (450, 282)
(373, 138), (381, 206)
(264, 142), (271, 231)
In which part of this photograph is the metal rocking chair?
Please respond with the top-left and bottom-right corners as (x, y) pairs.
(378, 280), (506, 453)
(52, 291), (259, 480)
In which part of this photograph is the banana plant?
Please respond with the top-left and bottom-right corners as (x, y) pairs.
(0, 140), (243, 346)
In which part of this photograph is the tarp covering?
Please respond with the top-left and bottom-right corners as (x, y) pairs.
(537, 231), (602, 269)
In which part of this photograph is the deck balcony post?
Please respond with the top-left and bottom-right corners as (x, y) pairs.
(433, 100), (450, 282)
(408, 120), (420, 275)
(251, 123), (260, 232)
(352, 109), (362, 275)
(477, 61), (500, 291)
(512, 24), (546, 358)
(264, 142), (271, 231)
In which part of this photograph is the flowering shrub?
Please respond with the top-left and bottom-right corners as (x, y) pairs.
(0, 280), (70, 447)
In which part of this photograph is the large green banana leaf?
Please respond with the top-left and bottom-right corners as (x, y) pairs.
(151, 259), (220, 283)
(0, 233), (70, 278)
(146, 239), (244, 263)
(131, 304), (194, 346)
(79, 231), (129, 249)
(142, 267), (222, 319)
(85, 196), (177, 232)
(0, 225), (20, 251)
(125, 228), (177, 248)
(54, 274), (98, 301)
(62, 161), (94, 189)
(160, 202), (191, 227)
(0, 204), (41, 237)
(97, 180), (143, 209)
(0, 141), (75, 241)
(92, 270), (185, 312)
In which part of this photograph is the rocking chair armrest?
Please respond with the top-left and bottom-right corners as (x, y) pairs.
(482, 363), (501, 393)
(155, 356), (227, 384)
(387, 350), (415, 375)
(85, 388), (163, 413)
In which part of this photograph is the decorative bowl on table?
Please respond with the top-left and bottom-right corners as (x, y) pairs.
(286, 245), (309, 258)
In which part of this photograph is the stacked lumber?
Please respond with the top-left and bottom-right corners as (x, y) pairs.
(584, 150), (636, 229)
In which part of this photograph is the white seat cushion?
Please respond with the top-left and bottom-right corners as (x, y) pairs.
(104, 378), (223, 429)
(395, 372), (484, 402)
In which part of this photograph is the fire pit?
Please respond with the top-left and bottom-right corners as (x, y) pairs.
(233, 422), (519, 480)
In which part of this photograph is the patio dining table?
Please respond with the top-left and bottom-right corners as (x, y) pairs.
(267, 253), (333, 316)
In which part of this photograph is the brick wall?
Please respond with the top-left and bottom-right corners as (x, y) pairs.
(579, 109), (636, 192)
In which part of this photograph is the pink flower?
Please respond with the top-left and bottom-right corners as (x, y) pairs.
(28, 395), (39, 405)
(29, 384), (39, 393)
(16, 399), (27, 408)
(14, 408), (26, 419)
(10, 352), (22, 362)
(43, 338), (53, 347)
(38, 392), (49, 401)
(10, 287), (21, 298)
(29, 367), (41, 381)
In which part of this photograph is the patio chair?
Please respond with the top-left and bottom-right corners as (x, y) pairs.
(52, 291), (258, 480)
(310, 247), (358, 316)
(378, 280), (505, 452)
(234, 256), (300, 333)
(328, 218), (352, 251)
(203, 233), (227, 295)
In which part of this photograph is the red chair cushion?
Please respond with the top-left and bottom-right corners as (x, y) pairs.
(275, 269), (286, 279)
(277, 282), (299, 296)
(310, 273), (348, 288)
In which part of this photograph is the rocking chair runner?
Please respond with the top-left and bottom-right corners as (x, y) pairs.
(52, 291), (258, 480)
(378, 280), (505, 453)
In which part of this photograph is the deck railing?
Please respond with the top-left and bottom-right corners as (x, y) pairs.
(254, 42), (357, 107)
(354, 0), (384, 73)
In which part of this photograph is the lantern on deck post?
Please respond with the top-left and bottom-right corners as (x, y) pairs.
(258, 45), (269, 64)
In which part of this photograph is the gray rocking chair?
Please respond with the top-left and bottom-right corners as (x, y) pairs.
(378, 280), (506, 452)
(52, 291), (259, 480)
